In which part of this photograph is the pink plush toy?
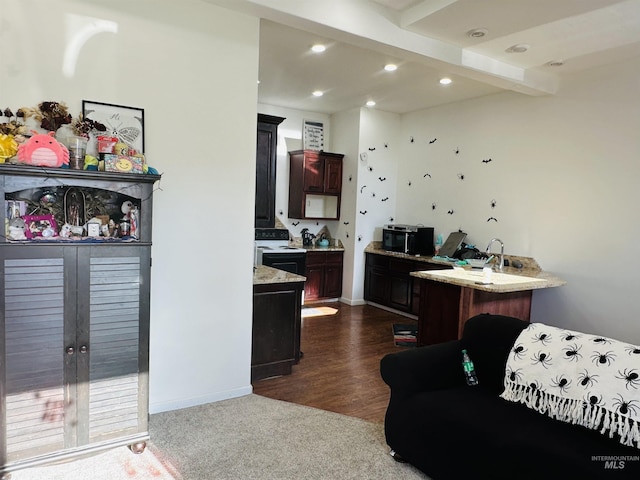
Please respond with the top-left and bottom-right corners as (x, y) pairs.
(17, 131), (69, 167)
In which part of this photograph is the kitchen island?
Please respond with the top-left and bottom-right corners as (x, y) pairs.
(252, 265), (305, 382)
(363, 242), (566, 346)
(411, 263), (565, 345)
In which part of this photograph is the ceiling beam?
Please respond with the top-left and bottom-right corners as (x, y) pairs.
(400, 0), (459, 29)
(205, 0), (558, 95)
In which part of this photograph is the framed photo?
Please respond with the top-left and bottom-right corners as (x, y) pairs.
(83, 100), (145, 154)
(303, 119), (324, 151)
(23, 214), (58, 239)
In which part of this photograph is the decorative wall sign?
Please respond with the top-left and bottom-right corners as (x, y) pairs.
(83, 100), (145, 154)
(303, 119), (324, 150)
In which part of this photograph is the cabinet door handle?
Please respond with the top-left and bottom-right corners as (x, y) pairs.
(66, 346), (75, 355)
(79, 345), (88, 354)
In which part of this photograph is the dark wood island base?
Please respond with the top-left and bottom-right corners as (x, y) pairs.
(417, 279), (532, 346)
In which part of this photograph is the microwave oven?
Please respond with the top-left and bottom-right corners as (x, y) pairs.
(382, 225), (434, 255)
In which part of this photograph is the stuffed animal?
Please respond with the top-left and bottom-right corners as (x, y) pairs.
(7, 217), (27, 240)
(59, 223), (73, 238)
(17, 131), (69, 167)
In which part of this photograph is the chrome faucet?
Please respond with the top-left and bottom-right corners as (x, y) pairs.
(485, 238), (505, 271)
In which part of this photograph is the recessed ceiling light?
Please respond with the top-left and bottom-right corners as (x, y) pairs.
(506, 44), (530, 54)
(547, 60), (564, 67)
(467, 28), (488, 38)
(366, 100), (376, 107)
(384, 63), (398, 72)
(312, 90), (324, 97)
(439, 77), (452, 85)
(311, 44), (326, 53)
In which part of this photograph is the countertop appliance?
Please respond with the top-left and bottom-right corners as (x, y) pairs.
(255, 228), (306, 275)
(382, 224), (434, 256)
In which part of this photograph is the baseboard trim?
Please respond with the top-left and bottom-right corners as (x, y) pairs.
(365, 301), (418, 320)
(149, 385), (253, 414)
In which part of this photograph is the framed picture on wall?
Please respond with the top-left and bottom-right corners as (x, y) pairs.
(83, 100), (145, 154)
(303, 119), (324, 151)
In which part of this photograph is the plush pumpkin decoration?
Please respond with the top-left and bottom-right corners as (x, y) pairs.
(17, 131), (69, 167)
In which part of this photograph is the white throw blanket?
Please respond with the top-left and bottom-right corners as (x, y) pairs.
(500, 322), (640, 449)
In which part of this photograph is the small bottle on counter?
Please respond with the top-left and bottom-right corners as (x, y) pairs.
(462, 349), (479, 386)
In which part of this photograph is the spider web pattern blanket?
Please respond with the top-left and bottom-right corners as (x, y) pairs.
(500, 322), (640, 449)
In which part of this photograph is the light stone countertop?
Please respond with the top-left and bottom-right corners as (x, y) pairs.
(365, 241), (566, 293)
(253, 265), (306, 285)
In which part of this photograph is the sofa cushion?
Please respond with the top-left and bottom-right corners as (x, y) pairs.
(385, 386), (640, 479)
(460, 314), (529, 395)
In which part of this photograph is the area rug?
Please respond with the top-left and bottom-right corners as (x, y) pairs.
(393, 323), (417, 347)
(9, 395), (427, 480)
(301, 306), (338, 318)
(10, 443), (180, 480)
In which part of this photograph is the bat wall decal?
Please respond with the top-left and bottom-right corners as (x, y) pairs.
(360, 185), (367, 193)
(482, 158), (493, 163)
(429, 138), (437, 144)
(291, 221), (299, 226)
(487, 217), (498, 222)
(423, 173), (431, 178)
(378, 176), (386, 181)
(359, 210), (367, 215)
(368, 147), (376, 151)
(381, 197), (389, 202)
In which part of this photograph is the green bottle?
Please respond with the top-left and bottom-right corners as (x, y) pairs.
(462, 349), (479, 386)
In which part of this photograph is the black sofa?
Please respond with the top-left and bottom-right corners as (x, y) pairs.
(380, 313), (640, 480)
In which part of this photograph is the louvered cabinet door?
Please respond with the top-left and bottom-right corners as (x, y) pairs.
(75, 246), (150, 447)
(1, 248), (69, 465)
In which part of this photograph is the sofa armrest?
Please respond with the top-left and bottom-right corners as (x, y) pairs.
(380, 340), (466, 397)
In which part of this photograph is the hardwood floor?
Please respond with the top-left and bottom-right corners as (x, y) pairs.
(252, 303), (415, 424)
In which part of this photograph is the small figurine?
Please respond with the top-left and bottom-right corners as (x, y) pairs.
(129, 205), (139, 239)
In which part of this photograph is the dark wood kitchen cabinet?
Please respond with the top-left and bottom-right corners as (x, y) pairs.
(304, 250), (343, 302)
(364, 253), (446, 315)
(252, 279), (304, 381)
(0, 165), (159, 477)
(288, 150), (343, 220)
(255, 114), (285, 228)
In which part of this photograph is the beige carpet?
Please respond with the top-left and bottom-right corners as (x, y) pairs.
(8, 394), (428, 480)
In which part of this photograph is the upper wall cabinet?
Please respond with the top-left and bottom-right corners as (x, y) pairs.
(255, 114), (285, 228)
(288, 150), (343, 220)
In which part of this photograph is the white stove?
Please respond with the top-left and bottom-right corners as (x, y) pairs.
(255, 229), (307, 274)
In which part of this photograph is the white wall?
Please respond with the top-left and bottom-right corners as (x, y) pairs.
(396, 58), (640, 344)
(331, 108), (361, 303)
(349, 108), (401, 302)
(3, 0), (259, 412)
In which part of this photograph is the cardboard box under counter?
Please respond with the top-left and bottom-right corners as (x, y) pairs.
(103, 154), (144, 174)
